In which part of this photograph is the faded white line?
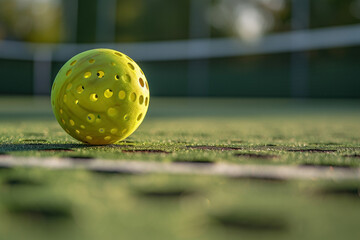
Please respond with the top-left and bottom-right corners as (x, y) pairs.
(0, 155), (359, 180)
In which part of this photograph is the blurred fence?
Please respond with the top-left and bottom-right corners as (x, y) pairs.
(0, 0), (360, 98)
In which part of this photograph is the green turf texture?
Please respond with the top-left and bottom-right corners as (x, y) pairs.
(0, 168), (359, 240)
(0, 97), (359, 240)
(1, 97), (360, 167)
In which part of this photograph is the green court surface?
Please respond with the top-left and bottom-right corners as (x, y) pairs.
(0, 97), (359, 240)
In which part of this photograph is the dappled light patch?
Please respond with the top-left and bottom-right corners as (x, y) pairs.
(91, 169), (137, 176)
(7, 202), (73, 221)
(318, 185), (360, 198)
(288, 149), (337, 153)
(211, 211), (288, 232)
(263, 144), (277, 147)
(2, 177), (42, 187)
(343, 154), (360, 159)
(0, 165), (11, 171)
(136, 188), (195, 199)
(229, 175), (286, 183)
(67, 155), (94, 161)
(173, 158), (215, 165)
(186, 145), (243, 151)
(122, 149), (171, 154)
(308, 142), (340, 146)
(234, 153), (278, 159)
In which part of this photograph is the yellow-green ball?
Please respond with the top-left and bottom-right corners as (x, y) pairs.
(51, 48), (150, 145)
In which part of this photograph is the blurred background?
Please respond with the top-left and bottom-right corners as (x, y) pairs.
(0, 0), (359, 98)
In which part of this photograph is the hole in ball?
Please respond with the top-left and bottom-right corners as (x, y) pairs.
(130, 92), (136, 102)
(118, 90), (126, 100)
(104, 89), (113, 98)
(97, 70), (105, 78)
(126, 56), (134, 62)
(121, 74), (131, 82)
(66, 83), (72, 91)
(84, 72), (91, 78)
(139, 78), (144, 88)
(87, 114), (95, 123)
(127, 63), (135, 70)
(114, 52), (122, 57)
(107, 108), (117, 117)
(77, 85), (84, 94)
(66, 69), (72, 76)
(137, 113), (143, 121)
(90, 93), (98, 102)
(139, 95), (144, 105)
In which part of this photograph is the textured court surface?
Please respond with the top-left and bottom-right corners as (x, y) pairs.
(0, 97), (359, 240)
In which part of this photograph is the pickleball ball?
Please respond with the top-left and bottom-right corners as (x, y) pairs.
(51, 49), (150, 145)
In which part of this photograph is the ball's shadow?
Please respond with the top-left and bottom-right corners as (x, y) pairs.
(0, 139), (139, 153)
(0, 143), (90, 152)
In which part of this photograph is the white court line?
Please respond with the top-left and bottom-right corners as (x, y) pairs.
(0, 155), (359, 180)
